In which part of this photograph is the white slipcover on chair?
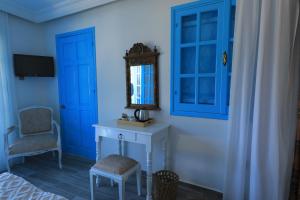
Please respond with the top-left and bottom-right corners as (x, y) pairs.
(4, 106), (62, 172)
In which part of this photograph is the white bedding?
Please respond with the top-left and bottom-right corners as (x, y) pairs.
(0, 172), (67, 200)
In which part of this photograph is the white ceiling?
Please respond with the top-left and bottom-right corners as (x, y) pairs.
(0, 0), (119, 23)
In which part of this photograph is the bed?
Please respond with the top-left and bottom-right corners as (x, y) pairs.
(0, 172), (67, 200)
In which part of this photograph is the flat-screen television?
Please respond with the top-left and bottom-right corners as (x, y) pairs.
(13, 54), (55, 77)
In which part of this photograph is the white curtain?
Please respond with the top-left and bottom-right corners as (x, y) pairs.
(224, 0), (300, 199)
(0, 11), (16, 171)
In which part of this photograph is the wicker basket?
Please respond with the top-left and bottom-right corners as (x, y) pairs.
(153, 170), (179, 200)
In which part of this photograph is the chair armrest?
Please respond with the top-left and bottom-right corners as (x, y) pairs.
(52, 120), (61, 147)
(4, 126), (17, 155)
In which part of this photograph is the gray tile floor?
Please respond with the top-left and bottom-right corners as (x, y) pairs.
(10, 153), (222, 200)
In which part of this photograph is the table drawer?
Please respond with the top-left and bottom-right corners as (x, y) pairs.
(97, 127), (137, 142)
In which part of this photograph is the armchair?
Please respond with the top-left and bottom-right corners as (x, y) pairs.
(4, 106), (62, 172)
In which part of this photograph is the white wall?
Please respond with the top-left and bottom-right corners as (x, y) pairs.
(9, 15), (60, 119)
(9, 0), (229, 192)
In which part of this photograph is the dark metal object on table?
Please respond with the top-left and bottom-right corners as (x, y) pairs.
(134, 109), (149, 122)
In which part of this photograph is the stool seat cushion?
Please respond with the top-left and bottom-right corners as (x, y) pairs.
(92, 155), (138, 175)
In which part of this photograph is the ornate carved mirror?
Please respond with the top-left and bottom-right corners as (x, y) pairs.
(124, 43), (160, 110)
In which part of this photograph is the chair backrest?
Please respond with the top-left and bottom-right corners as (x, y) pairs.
(19, 106), (53, 136)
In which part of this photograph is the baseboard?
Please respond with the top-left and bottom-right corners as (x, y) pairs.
(139, 170), (222, 195)
(62, 153), (95, 163)
(179, 179), (223, 194)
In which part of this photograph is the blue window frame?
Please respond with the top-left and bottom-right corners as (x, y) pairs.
(171, 0), (236, 120)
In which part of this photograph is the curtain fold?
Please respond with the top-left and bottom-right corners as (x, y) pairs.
(0, 11), (16, 171)
(288, 14), (300, 200)
(224, 0), (300, 199)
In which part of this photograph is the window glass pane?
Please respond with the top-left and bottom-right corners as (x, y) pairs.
(199, 44), (216, 73)
(181, 47), (196, 74)
(230, 6), (236, 38)
(182, 14), (197, 43)
(180, 78), (195, 104)
(198, 77), (215, 104)
(200, 10), (218, 41)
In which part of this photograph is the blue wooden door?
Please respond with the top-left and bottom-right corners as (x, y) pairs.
(56, 28), (98, 160)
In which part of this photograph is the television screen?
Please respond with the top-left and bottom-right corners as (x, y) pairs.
(13, 54), (55, 77)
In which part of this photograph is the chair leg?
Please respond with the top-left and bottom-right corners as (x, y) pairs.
(58, 150), (62, 169)
(118, 179), (125, 200)
(90, 172), (96, 200)
(136, 166), (142, 196)
(6, 159), (10, 173)
(22, 157), (25, 164)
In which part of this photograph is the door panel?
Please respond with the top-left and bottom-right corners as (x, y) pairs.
(78, 65), (91, 105)
(80, 110), (93, 148)
(56, 28), (98, 160)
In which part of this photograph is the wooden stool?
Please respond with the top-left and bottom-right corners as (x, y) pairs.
(90, 154), (141, 200)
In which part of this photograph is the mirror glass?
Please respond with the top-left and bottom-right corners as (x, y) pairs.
(130, 64), (154, 105)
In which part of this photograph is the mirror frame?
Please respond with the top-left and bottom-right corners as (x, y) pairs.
(124, 43), (160, 110)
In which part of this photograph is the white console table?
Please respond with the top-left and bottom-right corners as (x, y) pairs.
(93, 120), (170, 200)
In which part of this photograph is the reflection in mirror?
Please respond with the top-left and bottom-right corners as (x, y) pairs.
(130, 65), (154, 105)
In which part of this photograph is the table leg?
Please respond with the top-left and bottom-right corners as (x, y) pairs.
(146, 151), (153, 200)
(96, 137), (101, 161)
(96, 137), (101, 186)
(162, 137), (169, 170)
(119, 140), (125, 156)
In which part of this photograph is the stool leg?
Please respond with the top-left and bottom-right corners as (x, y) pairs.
(110, 179), (114, 187)
(96, 176), (101, 187)
(90, 172), (96, 200)
(118, 179), (125, 200)
(136, 166), (142, 196)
